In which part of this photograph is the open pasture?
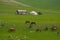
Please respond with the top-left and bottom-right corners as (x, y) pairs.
(0, 0), (60, 40)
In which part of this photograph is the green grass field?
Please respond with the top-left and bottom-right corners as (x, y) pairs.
(0, 0), (60, 40)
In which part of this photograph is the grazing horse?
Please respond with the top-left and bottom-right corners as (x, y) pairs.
(31, 22), (36, 25)
(29, 24), (32, 29)
(45, 27), (48, 31)
(8, 27), (16, 32)
(51, 25), (57, 31)
(29, 22), (36, 29)
(57, 32), (60, 35)
(36, 28), (41, 32)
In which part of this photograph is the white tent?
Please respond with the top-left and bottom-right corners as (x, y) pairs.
(16, 10), (27, 15)
(30, 11), (38, 15)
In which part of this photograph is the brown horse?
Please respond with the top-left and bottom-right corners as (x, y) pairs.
(8, 27), (16, 32)
(51, 25), (57, 31)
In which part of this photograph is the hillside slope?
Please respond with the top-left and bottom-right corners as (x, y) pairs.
(0, 0), (60, 13)
(0, 0), (33, 14)
(16, 0), (60, 11)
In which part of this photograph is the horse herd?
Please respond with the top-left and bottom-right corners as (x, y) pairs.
(8, 21), (58, 33)
(25, 21), (58, 32)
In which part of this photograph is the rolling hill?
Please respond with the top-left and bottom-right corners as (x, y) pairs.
(0, 0), (34, 14)
(16, 0), (60, 11)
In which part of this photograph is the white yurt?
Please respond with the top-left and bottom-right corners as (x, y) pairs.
(30, 11), (38, 15)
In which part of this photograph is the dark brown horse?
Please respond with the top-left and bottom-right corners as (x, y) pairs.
(51, 25), (57, 31)
(31, 22), (36, 25)
(36, 28), (41, 32)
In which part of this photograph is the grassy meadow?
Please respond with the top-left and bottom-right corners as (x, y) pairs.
(0, 0), (60, 40)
